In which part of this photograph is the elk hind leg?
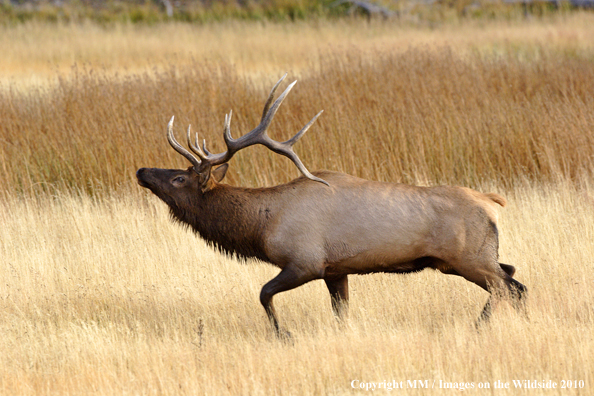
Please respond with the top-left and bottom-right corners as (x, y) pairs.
(506, 275), (528, 316)
(260, 266), (318, 338)
(476, 272), (528, 325)
(450, 262), (516, 325)
(324, 275), (349, 319)
(477, 264), (517, 322)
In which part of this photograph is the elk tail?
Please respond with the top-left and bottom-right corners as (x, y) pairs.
(484, 193), (507, 207)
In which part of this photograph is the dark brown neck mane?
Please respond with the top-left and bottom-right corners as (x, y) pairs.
(169, 184), (274, 263)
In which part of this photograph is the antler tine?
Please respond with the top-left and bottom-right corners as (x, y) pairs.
(260, 79), (296, 131)
(273, 147), (330, 186)
(186, 124), (207, 160)
(285, 110), (324, 147)
(202, 139), (212, 156)
(261, 73), (287, 123)
(167, 117), (201, 169)
(180, 116), (228, 169)
(256, 110), (329, 186)
(223, 79), (297, 153)
(223, 111), (233, 142)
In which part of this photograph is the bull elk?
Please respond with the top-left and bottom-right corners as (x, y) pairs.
(136, 75), (527, 337)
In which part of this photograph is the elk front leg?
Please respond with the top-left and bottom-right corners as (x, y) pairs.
(324, 275), (349, 319)
(260, 266), (318, 338)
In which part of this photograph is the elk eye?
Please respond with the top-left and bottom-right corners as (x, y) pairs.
(173, 176), (185, 184)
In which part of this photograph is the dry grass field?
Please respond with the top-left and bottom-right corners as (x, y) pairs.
(3, 14), (594, 91)
(1, 14), (593, 395)
(0, 179), (592, 395)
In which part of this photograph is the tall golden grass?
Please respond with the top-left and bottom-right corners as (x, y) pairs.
(1, 17), (593, 395)
(1, 17), (594, 196)
(1, 44), (594, 195)
(0, 181), (592, 395)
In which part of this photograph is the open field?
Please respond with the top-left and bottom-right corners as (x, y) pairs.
(1, 15), (593, 395)
(0, 181), (593, 395)
(3, 20), (594, 194)
(3, 14), (594, 91)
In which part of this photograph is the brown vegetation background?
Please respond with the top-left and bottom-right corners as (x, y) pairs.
(2, 44), (594, 195)
(1, 14), (593, 396)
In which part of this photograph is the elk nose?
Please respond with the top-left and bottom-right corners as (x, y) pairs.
(136, 168), (146, 179)
(136, 168), (150, 187)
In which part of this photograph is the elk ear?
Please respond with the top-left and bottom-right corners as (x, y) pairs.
(212, 164), (229, 182)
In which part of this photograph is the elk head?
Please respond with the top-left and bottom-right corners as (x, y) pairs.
(139, 74), (327, 197)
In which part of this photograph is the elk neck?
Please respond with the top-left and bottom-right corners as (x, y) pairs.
(170, 182), (277, 263)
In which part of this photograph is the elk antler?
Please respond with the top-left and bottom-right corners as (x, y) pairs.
(167, 117), (201, 169)
(167, 74), (329, 186)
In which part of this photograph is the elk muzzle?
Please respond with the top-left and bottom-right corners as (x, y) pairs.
(136, 168), (152, 188)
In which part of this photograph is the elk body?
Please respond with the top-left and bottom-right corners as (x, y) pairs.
(136, 75), (527, 336)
